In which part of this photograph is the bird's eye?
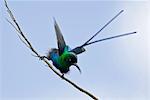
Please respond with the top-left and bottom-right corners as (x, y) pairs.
(68, 58), (72, 62)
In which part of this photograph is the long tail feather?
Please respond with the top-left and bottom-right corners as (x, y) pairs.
(83, 32), (137, 47)
(81, 10), (124, 47)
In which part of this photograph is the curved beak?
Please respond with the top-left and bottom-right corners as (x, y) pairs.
(73, 63), (81, 73)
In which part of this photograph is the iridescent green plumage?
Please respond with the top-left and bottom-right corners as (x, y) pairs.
(46, 11), (136, 74)
(47, 19), (81, 74)
(48, 46), (79, 74)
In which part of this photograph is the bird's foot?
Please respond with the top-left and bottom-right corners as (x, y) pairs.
(39, 56), (48, 60)
(61, 74), (64, 78)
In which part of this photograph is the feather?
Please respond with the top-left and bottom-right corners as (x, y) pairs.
(54, 18), (66, 55)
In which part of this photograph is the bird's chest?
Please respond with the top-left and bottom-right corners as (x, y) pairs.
(51, 54), (70, 73)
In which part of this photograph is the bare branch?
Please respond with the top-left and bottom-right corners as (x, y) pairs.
(4, 0), (98, 100)
(6, 18), (19, 32)
(6, 18), (30, 48)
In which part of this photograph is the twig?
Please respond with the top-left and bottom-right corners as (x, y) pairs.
(4, 0), (99, 100)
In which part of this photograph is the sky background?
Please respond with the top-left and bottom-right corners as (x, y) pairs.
(0, 0), (150, 100)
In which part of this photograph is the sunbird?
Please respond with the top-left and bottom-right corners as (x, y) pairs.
(43, 10), (136, 74)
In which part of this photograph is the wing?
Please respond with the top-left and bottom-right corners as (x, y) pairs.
(54, 18), (66, 55)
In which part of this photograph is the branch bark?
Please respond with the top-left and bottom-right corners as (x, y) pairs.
(4, 0), (99, 100)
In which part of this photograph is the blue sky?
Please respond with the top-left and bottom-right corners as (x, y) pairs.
(0, 0), (149, 100)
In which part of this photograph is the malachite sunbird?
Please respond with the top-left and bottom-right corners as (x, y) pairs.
(42, 10), (136, 74)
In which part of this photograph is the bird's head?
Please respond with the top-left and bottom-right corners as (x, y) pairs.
(62, 52), (81, 73)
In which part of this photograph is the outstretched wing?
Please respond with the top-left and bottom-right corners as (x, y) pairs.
(54, 18), (66, 55)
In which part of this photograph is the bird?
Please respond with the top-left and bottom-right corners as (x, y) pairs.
(42, 10), (136, 75)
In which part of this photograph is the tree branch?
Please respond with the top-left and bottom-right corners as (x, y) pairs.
(4, 0), (99, 100)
